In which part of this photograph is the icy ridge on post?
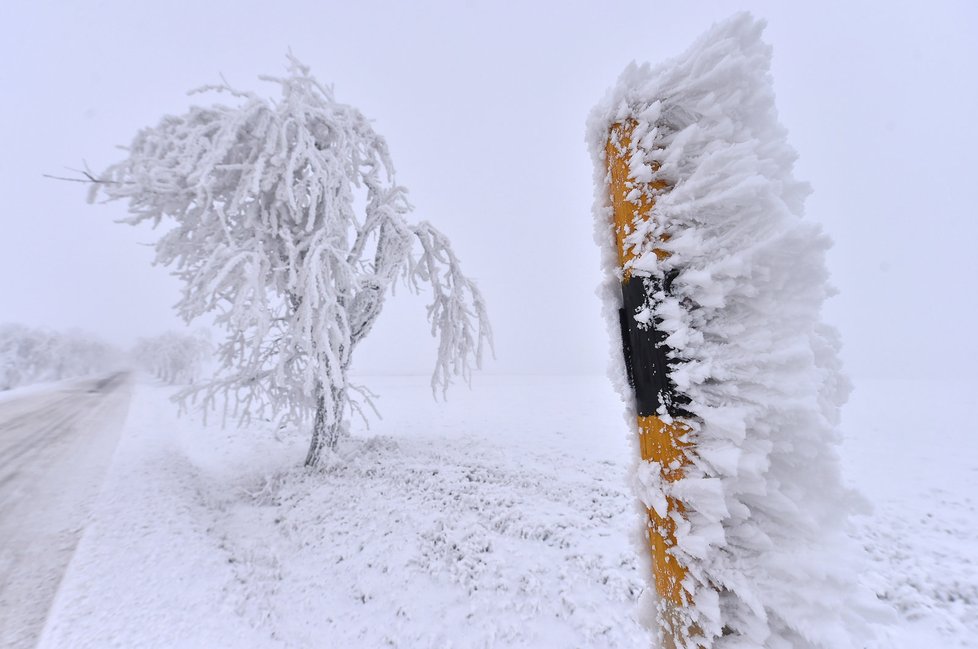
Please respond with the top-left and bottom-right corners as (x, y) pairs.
(587, 13), (889, 649)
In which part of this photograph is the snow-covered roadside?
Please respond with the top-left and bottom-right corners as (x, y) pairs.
(40, 375), (651, 648)
(0, 377), (97, 404)
(37, 377), (262, 649)
(40, 375), (977, 648)
(0, 375), (131, 648)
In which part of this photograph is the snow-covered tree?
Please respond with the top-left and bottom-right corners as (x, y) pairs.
(0, 324), (48, 389)
(0, 324), (119, 389)
(131, 330), (211, 385)
(87, 58), (491, 466)
(52, 332), (116, 379)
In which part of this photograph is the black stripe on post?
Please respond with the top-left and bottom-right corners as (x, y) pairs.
(619, 306), (636, 389)
(619, 274), (690, 419)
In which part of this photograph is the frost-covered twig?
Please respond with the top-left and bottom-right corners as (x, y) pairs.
(410, 222), (493, 397)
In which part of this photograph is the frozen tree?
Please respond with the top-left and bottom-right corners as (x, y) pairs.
(131, 330), (211, 385)
(52, 332), (118, 379)
(0, 324), (119, 389)
(87, 58), (491, 466)
(0, 324), (49, 389)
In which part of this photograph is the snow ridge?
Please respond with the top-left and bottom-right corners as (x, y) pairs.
(587, 13), (889, 648)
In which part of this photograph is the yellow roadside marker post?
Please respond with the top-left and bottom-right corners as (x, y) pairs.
(606, 119), (698, 649)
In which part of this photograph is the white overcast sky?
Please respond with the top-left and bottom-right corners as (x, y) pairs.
(1, 0), (975, 380)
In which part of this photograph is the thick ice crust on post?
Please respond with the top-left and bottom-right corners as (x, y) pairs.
(587, 13), (889, 649)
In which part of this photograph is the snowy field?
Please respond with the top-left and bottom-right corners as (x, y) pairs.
(840, 379), (978, 646)
(35, 374), (977, 648)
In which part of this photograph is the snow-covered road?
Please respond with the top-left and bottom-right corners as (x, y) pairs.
(0, 374), (131, 649)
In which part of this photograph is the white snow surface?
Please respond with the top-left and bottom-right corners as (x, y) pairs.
(40, 375), (651, 648)
(37, 375), (976, 648)
(587, 13), (891, 648)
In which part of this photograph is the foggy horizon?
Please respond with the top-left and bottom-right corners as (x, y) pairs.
(2, 0), (975, 380)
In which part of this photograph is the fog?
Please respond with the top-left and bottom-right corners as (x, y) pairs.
(2, 0), (975, 380)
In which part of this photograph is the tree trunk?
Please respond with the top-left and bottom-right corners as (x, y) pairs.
(304, 381), (346, 467)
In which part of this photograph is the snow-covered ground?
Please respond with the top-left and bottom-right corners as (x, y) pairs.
(841, 379), (978, 646)
(35, 374), (977, 648)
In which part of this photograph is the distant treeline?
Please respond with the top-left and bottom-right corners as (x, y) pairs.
(130, 331), (211, 385)
(0, 325), (214, 391)
(0, 323), (121, 390)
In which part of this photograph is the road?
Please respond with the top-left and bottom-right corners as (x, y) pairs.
(0, 374), (131, 649)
